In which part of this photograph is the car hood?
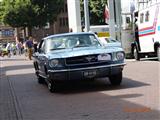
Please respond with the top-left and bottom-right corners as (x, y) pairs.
(47, 47), (123, 59)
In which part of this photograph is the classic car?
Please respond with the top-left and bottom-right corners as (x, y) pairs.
(33, 32), (125, 92)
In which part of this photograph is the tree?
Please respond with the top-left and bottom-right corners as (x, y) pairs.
(80, 0), (108, 25)
(31, 0), (64, 27)
(0, 0), (64, 35)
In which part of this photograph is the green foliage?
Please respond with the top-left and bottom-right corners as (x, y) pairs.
(0, 0), (64, 28)
(80, 0), (108, 25)
(31, 0), (64, 27)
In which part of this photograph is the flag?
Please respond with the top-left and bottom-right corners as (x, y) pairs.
(104, 4), (109, 24)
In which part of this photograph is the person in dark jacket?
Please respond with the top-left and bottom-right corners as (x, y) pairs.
(25, 37), (33, 60)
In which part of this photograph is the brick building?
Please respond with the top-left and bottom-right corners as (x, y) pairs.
(0, 24), (15, 43)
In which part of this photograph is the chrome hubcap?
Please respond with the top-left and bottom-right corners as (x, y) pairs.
(48, 83), (51, 90)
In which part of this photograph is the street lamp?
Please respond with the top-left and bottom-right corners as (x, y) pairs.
(84, 0), (90, 32)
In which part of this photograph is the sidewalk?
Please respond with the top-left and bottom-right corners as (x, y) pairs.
(0, 56), (24, 120)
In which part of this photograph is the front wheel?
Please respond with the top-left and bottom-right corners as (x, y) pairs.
(47, 79), (58, 93)
(109, 72), (122, 86)
(157, 47), (160, 61)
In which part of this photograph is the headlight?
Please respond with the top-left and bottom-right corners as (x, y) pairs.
(49, 59), (63, 67)
(116, 52), (125, 60)
(98, 54), (111, 61)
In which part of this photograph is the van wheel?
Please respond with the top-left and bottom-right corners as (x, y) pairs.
(157, 47), (160, 61)
(109, 72), (122, 86)
(134, 47), (140, 60)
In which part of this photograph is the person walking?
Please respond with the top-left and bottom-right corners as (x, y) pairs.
(5, 42), (12, 57)
(16, 41), (23, 55)
(11, 42), (17, 55)
(33, 38), (38, 53)
(25, 37), (33, 60)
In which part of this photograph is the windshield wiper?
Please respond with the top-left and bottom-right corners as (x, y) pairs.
(73, 44), (90, 48)
(49, 48), (65, 51)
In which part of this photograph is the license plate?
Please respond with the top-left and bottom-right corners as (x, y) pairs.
(83, 70), (96, 78)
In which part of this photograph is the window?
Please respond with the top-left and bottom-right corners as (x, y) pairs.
(65, 4), (68, 13)
(45, 34), (101, 52)
(145, 11), (149, 22)
(59, 18), (63, 27)
(126, 17), (130, 24)
(59, 17), (68, 27)
(63, 18), (66, 26)
(140, 13), (144, 23)
(65, 18), (68, 27)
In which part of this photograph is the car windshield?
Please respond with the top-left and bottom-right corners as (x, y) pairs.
(46, 34), (101, 52)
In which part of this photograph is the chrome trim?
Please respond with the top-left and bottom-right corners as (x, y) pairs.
(48, 63), (126, 73)
(38, 70), (47, 79)
(39, 74), (47, 79)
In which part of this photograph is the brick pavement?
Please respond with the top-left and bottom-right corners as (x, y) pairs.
(0, 55), (160, 120)
(0, 56), (23, 120)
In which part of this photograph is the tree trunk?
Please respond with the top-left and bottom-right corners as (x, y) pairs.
(14, 28), (20, 42)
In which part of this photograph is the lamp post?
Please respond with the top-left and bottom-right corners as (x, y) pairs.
(67, 0), (82, 32)
(84, 0), (90, 32)
(108, 0), (116, 39)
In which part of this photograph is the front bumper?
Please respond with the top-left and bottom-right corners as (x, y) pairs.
(48, 63), (126, 81)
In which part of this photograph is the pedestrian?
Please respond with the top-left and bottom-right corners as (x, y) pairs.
(25, 36), (33, 60)
(16, 41), (23, 55)
(11, 42), (17, 55)
(5, 42), (12, 57)
(33, 38), (38, 53)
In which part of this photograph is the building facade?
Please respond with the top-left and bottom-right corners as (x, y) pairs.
(0, 24), (15, 43)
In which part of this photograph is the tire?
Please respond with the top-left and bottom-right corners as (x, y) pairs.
(109, 72), (122, 86)
(157, 47), (160, 61)
(36, 71), (44, 84)
(134, 47), (140, 60)
(47, 80), (58, 93)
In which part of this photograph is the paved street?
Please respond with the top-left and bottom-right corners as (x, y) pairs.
(0, 55), (160, 120)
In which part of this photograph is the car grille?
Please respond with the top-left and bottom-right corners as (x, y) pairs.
(65, 54), (112, 68)
(66, 55), (98, 65)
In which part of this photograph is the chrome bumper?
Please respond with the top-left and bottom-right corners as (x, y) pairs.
(48, 63), (126, 73)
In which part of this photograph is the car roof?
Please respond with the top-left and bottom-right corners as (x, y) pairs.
(43, 32), (95, 40)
